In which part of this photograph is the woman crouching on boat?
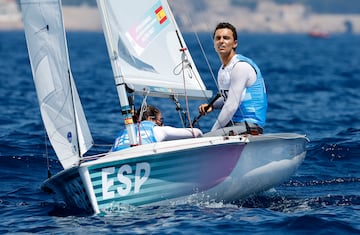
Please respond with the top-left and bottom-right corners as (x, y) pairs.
(112, 105), (203, 151)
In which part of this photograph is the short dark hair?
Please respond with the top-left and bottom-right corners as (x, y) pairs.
(136, 105), (161, 122)
(213, 22), (238, 41)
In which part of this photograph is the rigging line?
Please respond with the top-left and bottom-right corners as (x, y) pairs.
(43, 126), (51, 178)
(60, 0), (84, 161)
(175, 0), (219, 91)
(138, 90), (150, 122)
(138, 99), (148, 145)
(137, 91), (158, 145)
(177, 110), (185, 128)
(179, 50), (195, 131)
(164, 7), (201, 128)
(175, 1), (236, 134)
(167, 0), (212, 129)
(163, 0), (184, 49)
(166, 1), (213, 101)
(35, 5), (52, 174)
(193, 31), (219, 90)
(171, 94), (186, 127)
(67, 69), (82, 161)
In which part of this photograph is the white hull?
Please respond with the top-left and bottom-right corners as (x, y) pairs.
(42, 133), (307, 215)
(20, 0), (308, 216)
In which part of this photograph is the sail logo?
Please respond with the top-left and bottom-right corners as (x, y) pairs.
(155, 6), (167, 24)
(101, 162), (151, 200)
(67, 132), (72, 143)
(125, 1), (170, 55)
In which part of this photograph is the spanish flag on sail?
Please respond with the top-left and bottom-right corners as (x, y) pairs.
(155, 5), (167, 24)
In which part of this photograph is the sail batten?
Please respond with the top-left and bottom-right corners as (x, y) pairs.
(20, 0), (93, 169)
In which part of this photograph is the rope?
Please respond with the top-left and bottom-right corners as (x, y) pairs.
(138, 90), (150, 122)
(43, 127), (51, 178)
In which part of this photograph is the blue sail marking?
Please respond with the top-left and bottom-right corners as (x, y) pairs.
(124, 0), (170, 55)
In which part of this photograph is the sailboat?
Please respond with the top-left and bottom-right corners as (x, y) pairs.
(20, 0), (308, 215)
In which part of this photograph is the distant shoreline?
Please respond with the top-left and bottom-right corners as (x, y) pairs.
(1, 5), (360, 34)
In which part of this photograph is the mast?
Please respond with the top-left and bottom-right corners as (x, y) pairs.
(96, 0), (137, 147)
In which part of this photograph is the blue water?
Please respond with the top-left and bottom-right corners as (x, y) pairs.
(1, 31), (359, 234)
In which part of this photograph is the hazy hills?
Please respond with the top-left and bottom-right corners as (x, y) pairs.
(13, 0), (360, 14)
(58, 0), (360, 34)
(56, 0), (360, 14)
(6, 0), (360, 33)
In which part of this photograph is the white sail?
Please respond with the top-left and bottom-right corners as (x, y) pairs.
(96, 0), (212, 99)
(20, 0), (93, 169)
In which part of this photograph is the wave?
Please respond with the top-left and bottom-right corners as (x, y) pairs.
(236, 190), (360, 212)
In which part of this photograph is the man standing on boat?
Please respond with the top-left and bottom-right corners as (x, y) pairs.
(199, 22), (267, 135)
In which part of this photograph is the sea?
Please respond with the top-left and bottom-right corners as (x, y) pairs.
(0, 30), (359, 234)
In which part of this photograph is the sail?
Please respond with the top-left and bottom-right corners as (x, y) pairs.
(20, 0), (93, 169)
(97, 0), (212, 99)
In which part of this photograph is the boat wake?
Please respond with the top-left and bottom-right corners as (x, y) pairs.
(235, 192), (360, 213)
